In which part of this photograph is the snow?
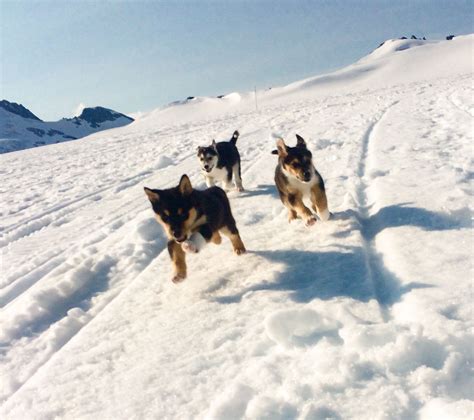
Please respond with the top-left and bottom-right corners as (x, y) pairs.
(1, 35), (473, 419)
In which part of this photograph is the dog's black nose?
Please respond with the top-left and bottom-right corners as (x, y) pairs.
(173, 230), (185, 242)
(204, 165), (209, 170)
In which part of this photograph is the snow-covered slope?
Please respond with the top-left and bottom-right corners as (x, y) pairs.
(0, 102), (134, 154)
(1, 36), (473, 419)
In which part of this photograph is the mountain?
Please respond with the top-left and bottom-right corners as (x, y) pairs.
(0, 100), (42, 121)
(1, 35), (473, 419)
(0, 102), (134, 154)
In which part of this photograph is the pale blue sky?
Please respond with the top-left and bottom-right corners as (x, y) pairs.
(1, 0), (472, 120)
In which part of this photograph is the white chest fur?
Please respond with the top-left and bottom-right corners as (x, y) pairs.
(205, 165), (228, 181)
(282, 167), (317, 197)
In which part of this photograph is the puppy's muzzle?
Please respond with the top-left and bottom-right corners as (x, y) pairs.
(173, 231), (186, 243)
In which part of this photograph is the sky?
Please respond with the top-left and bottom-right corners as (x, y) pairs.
(1, 0), (472, 121)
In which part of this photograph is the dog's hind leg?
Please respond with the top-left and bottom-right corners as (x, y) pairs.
(221, 167), (233, 191)
(167, 240), (187, 283)
(220, 224), (246, 255)
(310, 187), (330, 221)
(232, 162), (244, 192)
(211, 231), (222, 244)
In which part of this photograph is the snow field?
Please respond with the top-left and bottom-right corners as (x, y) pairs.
(1, 36), (473, 419)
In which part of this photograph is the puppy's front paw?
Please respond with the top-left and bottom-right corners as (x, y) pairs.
(182, 240), (198, 254)
(236, 186), (244, 192)
(172, 273), (186, 283)
(305, 216), (317, 227)
(319, 208), (331, 222)
(288, 212), (297, 223)
(234, 246), (246, 255)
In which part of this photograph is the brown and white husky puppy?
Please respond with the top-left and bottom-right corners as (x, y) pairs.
(197, 130), (244, 191)
(144, 175), (246, 283)
(273, 134), (330, 226)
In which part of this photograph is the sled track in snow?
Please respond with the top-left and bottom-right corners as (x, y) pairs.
(0, 155), (204, 403)
(1, 233), (169, 405)
(2, 114), (262, 307)
(354, 101), (401, 320)
(1, 164), (176, 247)
(0, 115), (226, 246)
(1, 188), (152, 304)
(1, 111), (243, 399)
(0, 148), (204, 302)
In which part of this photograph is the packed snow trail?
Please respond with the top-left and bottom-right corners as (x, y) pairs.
(1, 36), (473, 419)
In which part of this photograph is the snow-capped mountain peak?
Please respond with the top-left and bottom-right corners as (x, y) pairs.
(0, 100), (42, 122)
(75, 106), (134, 128)
(0, 101), (134, 154)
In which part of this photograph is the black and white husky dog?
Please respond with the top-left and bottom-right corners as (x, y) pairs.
(197, 130), (244, 192)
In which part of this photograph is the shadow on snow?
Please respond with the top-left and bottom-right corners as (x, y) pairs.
(237, 184), (278, 199)
(214, 202), (465, 307)
(337, 202), (470, 241)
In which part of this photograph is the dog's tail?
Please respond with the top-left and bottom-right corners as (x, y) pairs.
(230, 130), (239, 145)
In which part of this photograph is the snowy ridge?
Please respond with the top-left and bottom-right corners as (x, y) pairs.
(1, 36), (473, 419)
(0, 103), (134, 154)
(275, 35), (472, 96)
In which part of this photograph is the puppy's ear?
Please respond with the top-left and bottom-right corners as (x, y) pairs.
(144, 187), (160, 202)
(211, 140), (217, 151)
(295, 134), (307, 148)
(276, 138), (288, 157)
(178, 174), (193, 195)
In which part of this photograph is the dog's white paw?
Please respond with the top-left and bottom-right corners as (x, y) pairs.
(182, 233), (206, 253)
(172, 273), (186, 283)
(319, 208), (331, 222)
(182, 240), (199, 254)
(305, 216), (317, 227)
(236, 186), (244, 192)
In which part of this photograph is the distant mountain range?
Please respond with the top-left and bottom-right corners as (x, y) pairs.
(0, 100), (134, 154)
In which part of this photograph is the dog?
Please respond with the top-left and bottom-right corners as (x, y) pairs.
(273, 134), (330, 226)
(197, 130), (244, 191)
(144, 174), (246, 283)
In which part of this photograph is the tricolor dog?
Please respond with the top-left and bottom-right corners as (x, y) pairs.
(197, 130), (244, 191)
(273, 134), (330, 226)
(144, 175), (246, 283)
